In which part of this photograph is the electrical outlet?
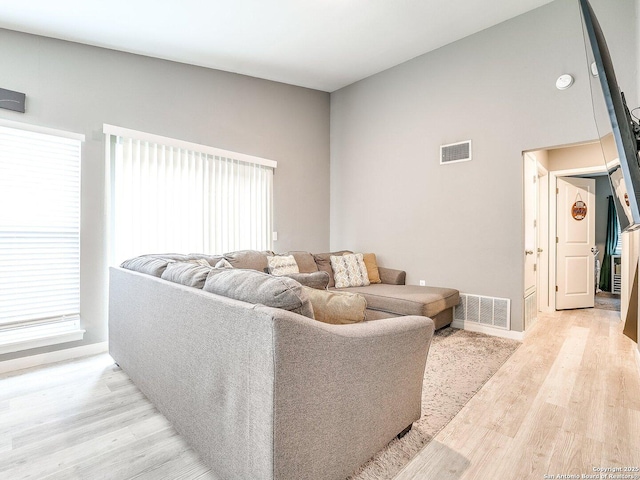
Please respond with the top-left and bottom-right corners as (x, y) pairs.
(419, 280), (426, 286)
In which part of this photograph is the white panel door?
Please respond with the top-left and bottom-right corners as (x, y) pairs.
(556, 177), (596, 310)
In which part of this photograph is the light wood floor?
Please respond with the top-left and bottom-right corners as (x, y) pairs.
(0, 354), (215, 479)
(398, 308), (640, 479)
(1, 308), (639, 479)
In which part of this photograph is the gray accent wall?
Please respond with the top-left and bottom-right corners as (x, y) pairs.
(0, 29), (330, 361)
(330, 0), (638, 332)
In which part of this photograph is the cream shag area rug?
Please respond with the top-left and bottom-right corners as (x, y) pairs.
(349, 327), (521, 480)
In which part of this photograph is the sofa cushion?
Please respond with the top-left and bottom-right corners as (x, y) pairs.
(215, 258), (234, 269)
(203, 268), (314, 318)
(362, 253), (382, 284)
(330, 253), (370, 288)
(267, 255), (300, 275)
(282, 271), (330, 290)
(312, 250), (352, 288)
(285, 251), (318, 273)
(223, 250), (274, 272)
(120, 255), (174, 277)
(340, 284), (459, 318)
(188, 258), (214, 267)
(161, 261), (212, 289)
(301, 286), (367, 325)
(186, 254), (225, 266)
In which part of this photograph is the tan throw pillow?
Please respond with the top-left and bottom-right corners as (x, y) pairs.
(267, 255), (300, 276)
(330, 253), (371, 288)
(362, 253), (382, 284)
(302, 286), (366, 324)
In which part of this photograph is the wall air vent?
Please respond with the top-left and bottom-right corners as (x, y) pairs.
(440, 140), (472, 165)
(454, 293), (511, 330)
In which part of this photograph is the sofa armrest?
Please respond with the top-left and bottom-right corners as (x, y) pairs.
(378, 266), (406, 285)
(266, 307), (433, 479)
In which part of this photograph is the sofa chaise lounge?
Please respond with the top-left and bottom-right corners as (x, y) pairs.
(223, 249), (460, 329)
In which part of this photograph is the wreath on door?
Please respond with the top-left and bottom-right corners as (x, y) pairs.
(571, 193), (587, 221)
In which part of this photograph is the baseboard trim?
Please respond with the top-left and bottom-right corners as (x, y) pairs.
(451, 320), (524, 341)
(0, 341), (108, 375)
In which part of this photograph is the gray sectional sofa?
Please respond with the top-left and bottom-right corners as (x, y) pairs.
(108, 249), (457, 479)
(225, 249), (460, 329)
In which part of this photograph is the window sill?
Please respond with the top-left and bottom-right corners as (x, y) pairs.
(0, 318), (85, 355)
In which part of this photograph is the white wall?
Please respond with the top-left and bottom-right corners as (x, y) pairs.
(330, 0), (638, 332)
(0, 29), (330, 361)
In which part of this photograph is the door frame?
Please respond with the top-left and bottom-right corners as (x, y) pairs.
(537, 161), (550, 313)
(522, 153), (550, 316)
(548, 164), (607, 311)
(523, 152), (539, 299)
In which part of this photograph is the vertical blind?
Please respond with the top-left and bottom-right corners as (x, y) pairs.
(108, 128), (275, 264)
(0, 125), (81, 327)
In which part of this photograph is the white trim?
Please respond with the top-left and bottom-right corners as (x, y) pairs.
(538, 162), (551, 313)
(0, 318), (85, 355)
(0, 341), (108, 375)
(103, 124), (277, 169)
(452, 320), (525, 341)
(0, 118), (85, 141)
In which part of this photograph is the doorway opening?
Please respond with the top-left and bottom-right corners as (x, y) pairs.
(523, 141), (623, 330)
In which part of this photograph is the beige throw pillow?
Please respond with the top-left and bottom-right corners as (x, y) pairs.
(362, 253), (382, 284)
(330, 253), (371, 288)
(267, 255), (299, 276)
(302, 286), (366, 324)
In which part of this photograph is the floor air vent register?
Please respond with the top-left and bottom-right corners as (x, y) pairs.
(454, 293), (511, 330)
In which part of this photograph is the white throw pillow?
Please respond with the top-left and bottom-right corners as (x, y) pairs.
(330, 253), (371, 288)
(267, 255), (300, 276)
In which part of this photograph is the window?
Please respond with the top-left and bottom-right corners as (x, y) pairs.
(0, 121), (84, 354)
(104, 125), (276, 264)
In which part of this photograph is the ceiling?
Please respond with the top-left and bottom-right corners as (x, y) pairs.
(0, 0), (555, 92)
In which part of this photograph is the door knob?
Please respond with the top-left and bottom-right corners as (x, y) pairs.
(537, 248), (543, 253)
(525, 250), (534, 255)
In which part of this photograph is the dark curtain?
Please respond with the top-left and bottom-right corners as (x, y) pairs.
(599, 195), (618, 291)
